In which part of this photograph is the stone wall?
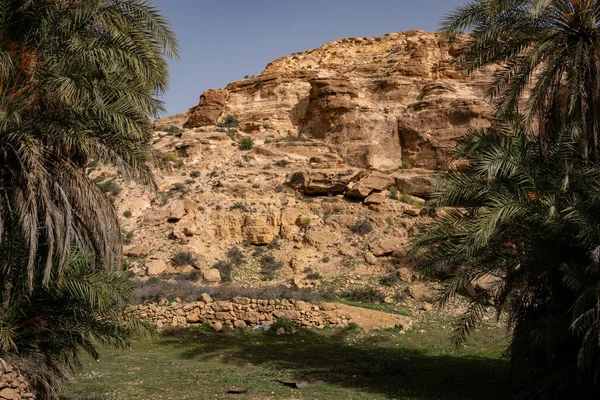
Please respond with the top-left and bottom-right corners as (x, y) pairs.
(0, 364), (35, 400)
(128, 294), (352, 330)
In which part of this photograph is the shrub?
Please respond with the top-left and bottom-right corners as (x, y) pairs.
(270, 317), (294, 333)
(322, 256), (330, 263)
(123, 210), (132, 218)
(161, 152), (177, 163)
(172, 183), (186, 192)
(267, 236), (281, 250)
(227, 247), (244, 265)
(213, 260), (234, 282)
(289, 172), (305, 187)
(299, 217), (311, 228)
(342, 287), (386, 303)
(239, 137), (254, 151)
(190, 170), (201, 178)
(401, 159), (412, 169)
(172, 251), (197, 267)
(226, 129), (235, 139)
(230, 202), (250, 212)
(260, 254), (284, 281)
(217, 115), (238, 128)
(165, 125), (180, 135)
(263, 123), (274, 130)
(306, 271), (322, 280)
(98, 179), (120, 195)
(389, 186), (399, 200)
(275, 159), (290, 167)
(350, 219), (373, 235)
(345, 322), (360, 331)
(122, 230), (134, 245)
(380, 270), (401, 287)
(254, 81), (264, 89)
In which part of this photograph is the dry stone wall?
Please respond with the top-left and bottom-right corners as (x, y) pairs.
(0, 364), (34, 400)
(129, 295), (352, 330)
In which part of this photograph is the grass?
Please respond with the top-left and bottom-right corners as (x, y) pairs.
(65, 320), (509, 400)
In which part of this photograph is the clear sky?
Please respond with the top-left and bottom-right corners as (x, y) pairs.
(153, 0), (467, 116)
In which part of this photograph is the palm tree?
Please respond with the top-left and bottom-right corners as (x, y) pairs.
(412, 122), (600, 398)
(0, 0), (178, 290)
(0, 1), (177, 397)
(0, 246), (150, 399)
(443, 0), (600, 161)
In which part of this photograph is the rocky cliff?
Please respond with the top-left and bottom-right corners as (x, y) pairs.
(100, 30), (492, 306)
(184, 30), (493, 170)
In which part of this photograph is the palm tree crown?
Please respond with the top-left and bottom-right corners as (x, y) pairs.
(0, 0), (178, 289)
(443, 0), (600, 160)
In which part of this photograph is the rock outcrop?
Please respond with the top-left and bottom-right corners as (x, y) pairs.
(184, 31), (493, 170)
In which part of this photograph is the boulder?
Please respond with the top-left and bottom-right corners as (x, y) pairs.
(346, 172), (394, 199)
(393, 169), (437, 198)
(364, 191), (387, 205)
(147, 260), (168, 276)
(370, 237), (403, 257)
(199, 293), (213, 303)
(168, 201), (187, 221)
(203, 269), (222, 283)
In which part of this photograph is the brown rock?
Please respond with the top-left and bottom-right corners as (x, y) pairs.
(212, 321), (223, 331)
(234, 320), (247, 328)
(147, 260), (168, 276)
(0, 388), (16, 400)
(393, 169), (437, 198)
(199, 293), (213, 304)
(203, 269), (222, 283)
(184, 89), (229, 128)
(346, 172), (394, 199)
(364, 252), (378, 265)
(370, 238), (403, 257)
(364, 191), (387, 205)
(168, 201), (187, 221)
(408, 284), (427, 301)
(124, 243), (150, 258)
(398, 267), (413, 283)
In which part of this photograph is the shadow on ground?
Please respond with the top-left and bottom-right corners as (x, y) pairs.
(159, 327), (509, 400)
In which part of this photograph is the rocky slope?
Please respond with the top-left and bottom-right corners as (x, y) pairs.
(99, 30), (494, 306)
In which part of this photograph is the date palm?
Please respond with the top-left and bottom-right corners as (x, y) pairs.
(413, 122), (600, 398)
(0, 0), (178, 289)
(443, 0), (600, 160)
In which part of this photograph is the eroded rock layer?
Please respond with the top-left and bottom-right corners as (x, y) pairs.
(184, 30), (493, 170)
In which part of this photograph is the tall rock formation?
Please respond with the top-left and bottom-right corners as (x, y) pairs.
(184, 30), (493, 170)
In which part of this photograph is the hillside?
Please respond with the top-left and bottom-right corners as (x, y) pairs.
(96, 30), (493, 304)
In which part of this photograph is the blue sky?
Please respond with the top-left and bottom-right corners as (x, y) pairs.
(153, 0), (467, 116)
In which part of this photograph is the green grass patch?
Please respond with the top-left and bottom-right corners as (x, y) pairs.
(65, 321), (509, 400)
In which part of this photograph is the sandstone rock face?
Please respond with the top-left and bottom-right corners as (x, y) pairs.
(184, 89), (229, 128)
(184, 31), (493, 170)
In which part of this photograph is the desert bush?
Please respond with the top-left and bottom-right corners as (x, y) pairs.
(388, 186), (399, 200)
(227, 247), (245, 266)
(260, 254), (284, 281)
(172, 251), (197, 267)
(190, 171), (201, 178)
(239, 137), (254, 151)
(341, 287), (385, 303)
(289, 173), (305, 188)
(380, 270), (401, 287)
(275, 159), (291, 167)
(123, 210), (132, 218)
(213, 260), (234, 282)
(122, 230), (134, 245)
(350, 219), (373, 235)
(270, 317), (294, 333)
(217, 115), (238, 128)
